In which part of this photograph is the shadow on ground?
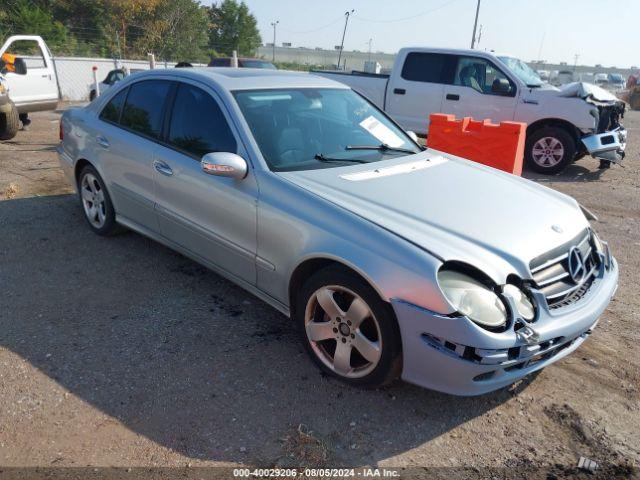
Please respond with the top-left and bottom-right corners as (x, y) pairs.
(523, 162), (609, 183)
(0, 195), (534, 466)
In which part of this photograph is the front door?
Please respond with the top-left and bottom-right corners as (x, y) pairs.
(441, 55), (518, 124)
(153, 81), (258, 285)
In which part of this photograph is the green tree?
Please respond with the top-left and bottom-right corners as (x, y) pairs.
(2, 0), (68, 51)
(207, 0), (262, 57)
(138, 0), (209, 63)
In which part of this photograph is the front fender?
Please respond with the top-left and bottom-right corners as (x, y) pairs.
(255, 172), (452, 315)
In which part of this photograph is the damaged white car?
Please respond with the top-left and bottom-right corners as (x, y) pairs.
(316, 47), (627, 174)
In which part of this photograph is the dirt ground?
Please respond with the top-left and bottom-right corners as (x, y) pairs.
(0, 105), (638, 477)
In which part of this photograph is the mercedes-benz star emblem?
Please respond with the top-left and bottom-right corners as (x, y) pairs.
(568, 246), (586, 284)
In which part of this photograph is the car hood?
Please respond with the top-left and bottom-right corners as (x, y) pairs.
(528, 81), (622, 105)
(278, 151), (589, 283)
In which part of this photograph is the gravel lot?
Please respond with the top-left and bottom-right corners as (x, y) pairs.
(0, 106), (638, 476)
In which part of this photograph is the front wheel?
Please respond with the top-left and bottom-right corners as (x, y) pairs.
(0, 100), (20, 141)
(296, 266), (402, 388)
(525, 127), (576, 174)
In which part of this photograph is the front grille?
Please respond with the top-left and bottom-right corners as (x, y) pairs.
(529, 229), (600, 309)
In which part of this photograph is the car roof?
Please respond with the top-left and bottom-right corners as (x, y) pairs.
(399, 46), (512, 58)
(127, 67), (347, 91)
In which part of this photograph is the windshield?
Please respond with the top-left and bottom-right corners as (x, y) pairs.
(497, 56), (543, 87)
(241, 60), (277, 69)
(608, 74), (623, 83)
(234, 88), (421, 171)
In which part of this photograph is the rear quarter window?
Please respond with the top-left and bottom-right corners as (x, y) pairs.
(99, 88), (128, 124)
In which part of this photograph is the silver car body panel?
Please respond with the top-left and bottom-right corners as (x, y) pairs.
(58, 68), (619, 395)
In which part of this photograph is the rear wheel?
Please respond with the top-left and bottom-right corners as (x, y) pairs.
(77, 165), (122, 236)
(0, 100), (20, 141)
(296, 266), (402, 388)
(525, 127), (576, 174)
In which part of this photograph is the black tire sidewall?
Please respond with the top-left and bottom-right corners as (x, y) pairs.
(77, 165), (120, 236)
(525, 127), (576, 174)
(295, 265), (402, 388)
(0, 100), (20, 141)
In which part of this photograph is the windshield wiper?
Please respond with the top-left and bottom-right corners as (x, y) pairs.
(346, 143), (417, 155)
(314, 153), (369, 164)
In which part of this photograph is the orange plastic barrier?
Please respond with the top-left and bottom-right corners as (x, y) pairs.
(426, 114), (526, 176)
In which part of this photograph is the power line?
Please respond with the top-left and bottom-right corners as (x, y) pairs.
(279, 16), (344, 34)
(352, 0), (461, 24)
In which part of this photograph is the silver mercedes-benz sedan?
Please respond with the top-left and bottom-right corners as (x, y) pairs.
(57, 68), (618, 395)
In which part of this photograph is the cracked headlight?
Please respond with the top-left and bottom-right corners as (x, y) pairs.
(438, 270), (507, 328)
(503, 284), (535, 321)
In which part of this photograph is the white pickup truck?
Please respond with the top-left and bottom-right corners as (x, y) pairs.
(0, 35), (59, 138)
(315, 47), (627, 174)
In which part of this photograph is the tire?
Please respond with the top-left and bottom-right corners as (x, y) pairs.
(77, 165), (122, 236)
(296, 265), (402, 388)
(525, 126), (576, 175)
(0, 100), (20, 141)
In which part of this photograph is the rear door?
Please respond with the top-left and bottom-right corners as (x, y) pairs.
(0, 36), (58, 110)
(385, 52), (451, 134)
(94, 79), (172, 230)
(441, 55), (518, 123)
(153, 81), (258, 285)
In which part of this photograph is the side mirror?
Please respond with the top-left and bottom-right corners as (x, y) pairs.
(201, 152), (247, 179)
(492, 78), (512, 95)
(14, 57), (27, 75)
(0, 54), (27, 75)
(406, 131), (419, 143)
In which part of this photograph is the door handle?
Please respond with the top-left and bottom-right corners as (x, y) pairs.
(446, 93), (460, 101)
(96, 135), (110, 148)
(153, 160), (173, 176)
(393, 88), (406, 95)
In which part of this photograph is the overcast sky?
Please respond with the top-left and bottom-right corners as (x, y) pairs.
(216, 0), (638, 68)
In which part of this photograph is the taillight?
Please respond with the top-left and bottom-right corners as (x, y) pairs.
(59, 122), (64, 141)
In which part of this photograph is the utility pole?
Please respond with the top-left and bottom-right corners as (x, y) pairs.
(573, 53), (579, 72)
(367, 38), (372, 62)
(337, 9), (354, 70)
(470, 0), (481, 49)
(476, 24), (483, 47)
(270, 20), (279, 62)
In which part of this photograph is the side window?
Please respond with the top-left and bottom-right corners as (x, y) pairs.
(401, 52), (449, 83)
(99, 88), (128, 123)
(211, 58), (230, 67)
(454, 57), (514, 95)
(167, 83), (237, 158)
(3, 39), (47, 69)
(120, 80), (172, 139)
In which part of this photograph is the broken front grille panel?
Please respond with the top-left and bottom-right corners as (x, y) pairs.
(529, 229), (600, 309)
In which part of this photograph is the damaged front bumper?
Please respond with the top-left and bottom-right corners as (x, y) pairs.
(391, 258), (618, 396)
(581, 127), (627, 163)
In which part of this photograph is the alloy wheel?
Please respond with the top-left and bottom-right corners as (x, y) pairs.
(304, 285), (382, 378)
(80, 173), (106, 228)
(532, 136), (565, 167)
